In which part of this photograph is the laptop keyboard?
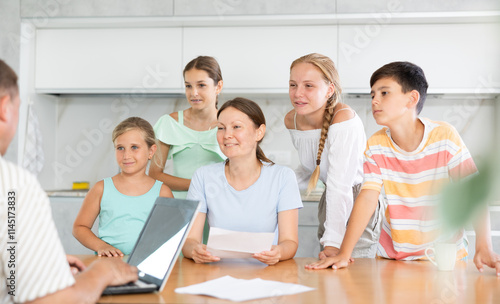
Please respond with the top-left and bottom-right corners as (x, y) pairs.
(102, 280), (157, 295)
(109, 281), (138, 289)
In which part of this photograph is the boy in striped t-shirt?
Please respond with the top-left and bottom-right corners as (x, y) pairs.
(306, 61), (500, 275)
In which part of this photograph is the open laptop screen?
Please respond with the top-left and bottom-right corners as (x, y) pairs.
(127, 198), (199, 288)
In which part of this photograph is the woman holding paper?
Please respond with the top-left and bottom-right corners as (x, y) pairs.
(182, 97), (303, 265)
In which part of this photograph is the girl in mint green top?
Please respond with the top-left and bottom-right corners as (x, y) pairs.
(150, 56), (225, 199)
(73, 117), (173, 257)
(153, 110), (225, 198)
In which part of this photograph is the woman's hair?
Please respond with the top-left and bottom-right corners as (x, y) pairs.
(217, 97), (274, 165)
(0, 60), (19, 100)
(112, 116), (157, 148)
(290, 53), (342, 193)
(183, 56), (223, 108)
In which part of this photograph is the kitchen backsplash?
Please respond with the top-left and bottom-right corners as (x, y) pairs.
(35, 94), (497, 190)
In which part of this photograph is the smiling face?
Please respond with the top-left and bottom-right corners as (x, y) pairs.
(370, 77), (417, 127)
(216, 106), (265, 161)
(184, 68), (222, 110)
(114, 129), (156, 175)
(289, 62), (334, 117)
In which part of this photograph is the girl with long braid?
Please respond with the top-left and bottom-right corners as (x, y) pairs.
(285, 53), (380, 260)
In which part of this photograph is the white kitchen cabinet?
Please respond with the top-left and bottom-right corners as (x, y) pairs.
(183, 26), (337, 92)
(297, 201), (321, 257)
(338, 23), (500, 93)
(32, 23), (500, 95)
(50, 196), (97, 255)
(35, 28), (183, 93)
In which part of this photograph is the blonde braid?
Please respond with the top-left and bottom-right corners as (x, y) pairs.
(306, 95), (340, 195)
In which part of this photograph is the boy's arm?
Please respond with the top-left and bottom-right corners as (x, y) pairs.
(306, 189), (379, 269)
(473, 209), (500, 276)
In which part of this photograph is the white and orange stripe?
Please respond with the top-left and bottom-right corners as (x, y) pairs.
(361, 118), (476, 260)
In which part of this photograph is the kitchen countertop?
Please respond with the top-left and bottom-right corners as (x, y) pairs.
(45, 191), (320, 200)
(46, 190), (88, 197)
(300, 189), (323, 202)
(45, 189), (322, 200)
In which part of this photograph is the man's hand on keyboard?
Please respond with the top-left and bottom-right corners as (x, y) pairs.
(90, 258), (138, 286)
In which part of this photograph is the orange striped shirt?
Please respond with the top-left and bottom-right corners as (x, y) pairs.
(361, 118), (477, 260)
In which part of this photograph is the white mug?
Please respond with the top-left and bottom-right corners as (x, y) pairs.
(425, 243), (457, 271)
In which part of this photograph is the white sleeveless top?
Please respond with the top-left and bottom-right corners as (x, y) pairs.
(288, 109), (367, 248)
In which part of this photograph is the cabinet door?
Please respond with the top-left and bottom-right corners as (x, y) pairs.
(338, 23), (500, 93)
(35, 28), (183, 93)
(183, 26), (337, 92)
(337, 0), (500, 13)
(50, 196), (97, 255)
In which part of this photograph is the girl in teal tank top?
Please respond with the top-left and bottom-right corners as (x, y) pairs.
(73, 117), (173, 256)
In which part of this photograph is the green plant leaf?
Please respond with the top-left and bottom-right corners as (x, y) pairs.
(439, 159), (494, 233)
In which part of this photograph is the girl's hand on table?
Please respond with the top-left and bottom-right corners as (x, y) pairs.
(253, 245), (281, 266)
(192, 244), (220, 263)
(305, 254), (352, 270)
(97, 244), (124, 257)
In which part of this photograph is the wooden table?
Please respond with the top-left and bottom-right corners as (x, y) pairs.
(76, 255), (500, 304)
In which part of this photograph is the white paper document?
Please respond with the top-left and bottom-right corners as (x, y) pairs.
(206, 227), (275, 259)
(175, 275), (314, 302)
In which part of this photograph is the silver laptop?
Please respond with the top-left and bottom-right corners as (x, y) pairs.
(102, 197), (200, 295)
